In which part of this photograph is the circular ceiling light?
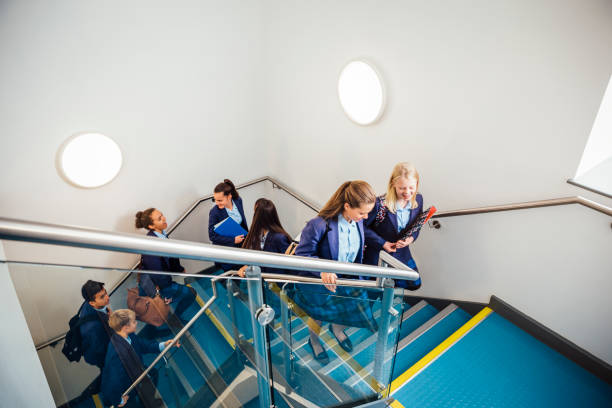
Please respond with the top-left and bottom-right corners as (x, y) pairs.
(58, 133), (122, 188)
(338, 60), (386, 125)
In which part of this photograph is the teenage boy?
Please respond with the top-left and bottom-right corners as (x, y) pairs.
(101, 309), (178, 407)
(80, 280), (113, 370)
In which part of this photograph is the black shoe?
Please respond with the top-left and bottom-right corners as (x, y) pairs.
(330, 325), (353, 352)
(307, 338), (329, 365)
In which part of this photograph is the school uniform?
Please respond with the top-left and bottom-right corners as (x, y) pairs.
(293, 215), (375, 329)
(79, 303), (112, 369)
(139, 230), (195, 320)
(208, 196), (249, 270)
(101, 333), (165, 407)
(261, 231), (292, 274)
(364, 193), (424, 290)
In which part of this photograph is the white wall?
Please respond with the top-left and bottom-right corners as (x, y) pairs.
(0, 1), (267, 403)
(0, 0), (266, 341)
(1, 1), (611, 403)
(262, 0), (612, 363)
(0, 242), (55, 408)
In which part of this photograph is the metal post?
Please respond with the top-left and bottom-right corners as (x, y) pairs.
(373, 277), (395, 389)
(226, 278), (242, 347)
(280, 283), (293, 385)
(246, 266), (274, 408)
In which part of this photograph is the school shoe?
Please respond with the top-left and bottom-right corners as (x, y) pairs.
(307, 338), (329, 365)
(330, 325), (353, 353)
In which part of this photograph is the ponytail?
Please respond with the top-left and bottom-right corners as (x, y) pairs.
(135, 208), (156, 229)
(214, 179), (239, 199)
(318, 181), (376, 220)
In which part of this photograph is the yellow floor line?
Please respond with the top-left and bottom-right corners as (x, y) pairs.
(92, 394), (103, 408)
(389, 306), (493, 394)
(189, 285), (236, 349)
(390, 399), (406, 408)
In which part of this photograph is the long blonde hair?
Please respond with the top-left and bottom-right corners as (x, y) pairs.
(319, 181), (376, 220)
(386, 163), (420, 213)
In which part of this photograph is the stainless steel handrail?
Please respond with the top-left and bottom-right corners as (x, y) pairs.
(26, 176), (346, 351)
(432, 196), (612, 218)
(0, 217), (420, 281)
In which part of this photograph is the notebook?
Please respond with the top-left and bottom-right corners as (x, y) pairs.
(214, 216), (247, 237)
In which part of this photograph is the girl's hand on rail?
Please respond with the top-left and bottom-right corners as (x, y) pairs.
(321, 272), (337, 293)
(383, 241), (397, 253)
(237, 265), (248, 277)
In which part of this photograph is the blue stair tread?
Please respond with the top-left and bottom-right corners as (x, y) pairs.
(393, 312), (612, 407)
(140, 353), (184, 408)
(392, 307), (471, 378)
(398, 304), (438, 340)
(168, 347), (205, 391)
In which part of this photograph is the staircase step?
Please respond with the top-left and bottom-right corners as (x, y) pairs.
(392, 304), (471, 378)
(391, 309), (612, 407)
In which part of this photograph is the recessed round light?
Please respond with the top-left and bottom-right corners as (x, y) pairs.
(338, 60), (386, 125)
(58, 133), (122, 188)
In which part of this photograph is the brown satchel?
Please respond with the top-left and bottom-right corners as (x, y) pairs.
(127, 287), (170, 327)
(285, 241), (299, 256)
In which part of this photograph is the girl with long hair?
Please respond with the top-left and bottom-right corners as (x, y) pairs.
(238, 198), (293, 276)
(294, 180), (376, 364)
(364, 162), (423, 289)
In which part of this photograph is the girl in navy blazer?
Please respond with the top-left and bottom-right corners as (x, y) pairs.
(294, 181), (376, 364)
(237, 198), (292, 276)
(208, 179), (249, 271)
(364, 162), (423, 290)
(135, 208), (196, 322)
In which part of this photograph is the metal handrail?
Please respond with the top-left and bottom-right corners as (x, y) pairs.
(0, 218), (420, 281)
(432, 196), (612, 218)
(121, 275), (219, 398)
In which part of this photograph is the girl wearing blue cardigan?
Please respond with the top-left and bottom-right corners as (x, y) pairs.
(294, 181), (376, 364)
(208, 179), (249, 271)
(364, 162), (423, 290)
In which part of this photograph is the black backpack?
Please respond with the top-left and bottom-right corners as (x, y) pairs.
(62, 304), (98, 362)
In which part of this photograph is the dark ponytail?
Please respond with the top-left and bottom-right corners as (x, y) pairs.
(214, 179), (239, 199)
(135, 208), (156, 229)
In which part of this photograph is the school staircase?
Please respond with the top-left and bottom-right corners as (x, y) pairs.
(73, 269), (612, 408)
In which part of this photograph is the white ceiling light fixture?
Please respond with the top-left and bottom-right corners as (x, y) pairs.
(338, 59), (386, 125)
(57, 132), (123, 188)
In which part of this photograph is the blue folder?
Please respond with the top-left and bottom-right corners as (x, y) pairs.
(214, 216), (247, 237)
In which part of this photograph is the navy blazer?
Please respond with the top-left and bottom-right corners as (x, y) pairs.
(261, 231), (292, 274)
(364, 193), (424, 267)
(79, 303), (111, 368)
(208, 196), (249, 247)
(101, 333), (160, 407)
(140, 229), (184, 290)
(295, 215), (365, 279)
